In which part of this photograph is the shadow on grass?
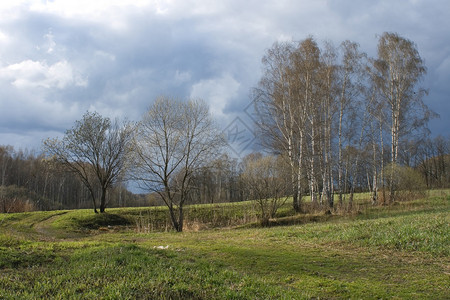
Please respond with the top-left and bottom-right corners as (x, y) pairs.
(240, 212), (338, 229)
(74, 213), (133, 230)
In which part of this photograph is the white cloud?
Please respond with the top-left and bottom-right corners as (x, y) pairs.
(27, 0), (155, 31)
(43, 30), (56, 54)
(94, 50), (116, 61)
(174, 70), (191, 84)
(190, 73), (240, 120)
(0, 59), (87, 89)
(0, 30), (9, 44)
(0, 0), (449, 150)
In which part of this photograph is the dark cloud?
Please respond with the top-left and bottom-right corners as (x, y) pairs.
(0, 0), (448, 150)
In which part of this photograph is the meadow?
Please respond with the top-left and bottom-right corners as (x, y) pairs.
(0, 190), (449, 299)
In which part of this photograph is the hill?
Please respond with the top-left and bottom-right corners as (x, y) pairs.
(0, 190), (449, 299)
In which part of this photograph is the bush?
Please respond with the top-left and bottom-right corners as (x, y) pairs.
(386, 164), (427, 201)
(0, 185), (35, 213)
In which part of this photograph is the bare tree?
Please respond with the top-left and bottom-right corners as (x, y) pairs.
(241, 153), (290, 226)
(416, 135), (450, 188)
(253, 41), (305, 212)
(254, 39), (327, 212)
(132, 96), (224, 232)
(336, 40), (366, 206)
(253, 33), (436, 210)
(319, 41), (339, 208)
(291, 37), (323, 207)
(190, 153), (240, 204)
(43, 112), (134, 213)
(372, 32), (434, 202)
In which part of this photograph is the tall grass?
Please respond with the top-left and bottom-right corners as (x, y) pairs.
(119, 201), (261, 233)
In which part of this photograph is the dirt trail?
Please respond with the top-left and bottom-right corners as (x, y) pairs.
(32, 212), (70, 241)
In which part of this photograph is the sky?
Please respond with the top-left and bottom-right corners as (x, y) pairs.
(0, 0), (449, 156)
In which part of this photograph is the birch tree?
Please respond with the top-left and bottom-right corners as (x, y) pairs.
(291, 38), (322, 206)
(372, 32), (432, 202)
(253, 41), (305, 212)
(336, 40), (366, 206)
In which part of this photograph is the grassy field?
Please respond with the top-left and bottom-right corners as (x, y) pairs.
(0, 190), (449, 299)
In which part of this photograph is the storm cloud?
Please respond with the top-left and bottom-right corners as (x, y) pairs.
(0, 0), (448, 150)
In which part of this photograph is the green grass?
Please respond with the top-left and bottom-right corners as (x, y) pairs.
(1, 243), (289, 299)
(0, 190), (449, 299)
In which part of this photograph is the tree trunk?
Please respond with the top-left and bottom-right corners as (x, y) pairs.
(89, 189), (98, 213)
(297, 167), (303, 213)
(177, 205), (184, 232)
(295, 131), (304, 213)
(310, 124), (317, 206)
(292, 188), (299, 212)
(100, 187), (107, 213)
(372, 171), (378, 205)
(349, 187), (354, 210)
(168, 204), (180, 232)
(1, 193), (5, 213)
(291, 165), (300, 212)
(389, 107), (399, 203)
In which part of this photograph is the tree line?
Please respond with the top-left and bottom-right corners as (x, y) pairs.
(0, 145), (147, 212)
(1, 32), (449, 232)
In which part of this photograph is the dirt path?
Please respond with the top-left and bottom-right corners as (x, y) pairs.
(32, 211), (70, 241)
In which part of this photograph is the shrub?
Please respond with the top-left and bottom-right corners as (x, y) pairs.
(0, 185), (35, 213)
(386, 164), (427, 201)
